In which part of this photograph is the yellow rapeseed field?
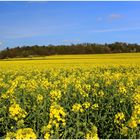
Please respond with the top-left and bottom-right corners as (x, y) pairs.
(0, 53), (140, 139)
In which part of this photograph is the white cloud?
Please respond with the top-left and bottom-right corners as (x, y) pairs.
(96, 14), (122, 22)
(108, 14), (122, 20)
(109, 14), (122, 18)
(91, 27), (140, 33)
(63, 40), (80, 43)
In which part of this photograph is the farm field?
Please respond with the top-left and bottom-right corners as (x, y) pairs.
(0, 53), (140, 139)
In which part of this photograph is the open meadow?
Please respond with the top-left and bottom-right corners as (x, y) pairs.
(0, 53), (140, 139)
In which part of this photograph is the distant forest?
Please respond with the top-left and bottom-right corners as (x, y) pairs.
(0, 42), (140, 59)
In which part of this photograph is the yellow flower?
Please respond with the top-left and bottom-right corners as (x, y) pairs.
(48, 103), (66, 131)
(98, 90), (104, 97)
(9, 103), (27, 121)
(72, 103), (84, 113)
(132, 92), (140, 104)
(15, 128), (36, 139)
(5, 132), (16, 140)
(44, 132), (50, 139)
(118, 85), (127, 94)
(128, 119), (137, 128)
(9, 103), (21, 116)
(92, 133), (99, 139)
(47, 124), (52, 129)
(6, 128), (36, 139)
(50, 104), (66, 120)
(85, 132), (99, 139)
(50, 90), (61, 101)
(62, 122), (66, 126)
(94, 83), (100, 88)
(114, 112), (125, 124)
(83, 102), (91, 109)
(37, 94), (43, 103)
(92, 104), (99, 110)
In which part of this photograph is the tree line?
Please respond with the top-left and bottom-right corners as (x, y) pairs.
(0, 42), (140, 59)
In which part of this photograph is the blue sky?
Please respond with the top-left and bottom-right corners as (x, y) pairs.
(0, 1), (140, 49)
